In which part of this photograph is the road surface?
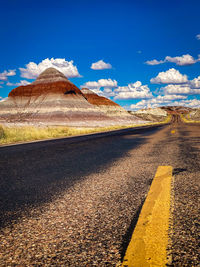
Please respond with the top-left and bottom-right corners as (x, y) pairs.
(0, 115), (199, 266)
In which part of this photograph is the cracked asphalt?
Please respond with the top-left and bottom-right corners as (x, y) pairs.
(0, 116), (199, 266)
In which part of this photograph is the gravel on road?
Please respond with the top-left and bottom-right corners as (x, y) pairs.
(0, 120), (199, 266)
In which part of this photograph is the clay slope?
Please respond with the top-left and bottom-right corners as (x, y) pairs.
(130, 108), (167, 122)
(188, 109), (200, 120)
(81, 88), (130, 117)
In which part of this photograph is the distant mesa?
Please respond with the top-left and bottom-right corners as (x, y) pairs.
(0, 67), (140, 126)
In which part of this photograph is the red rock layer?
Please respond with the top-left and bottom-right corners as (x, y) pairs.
(82, 89), (119, 106)
(9, 81), (84, 98)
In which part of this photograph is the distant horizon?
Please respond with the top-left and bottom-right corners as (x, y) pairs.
(0, 0), (200, 110)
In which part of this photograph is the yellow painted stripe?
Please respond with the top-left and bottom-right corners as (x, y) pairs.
(121, 166), (173, 267)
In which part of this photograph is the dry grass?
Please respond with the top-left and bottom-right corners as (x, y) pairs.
(180, 114), (200, 123)
(0, 116), (171, 145)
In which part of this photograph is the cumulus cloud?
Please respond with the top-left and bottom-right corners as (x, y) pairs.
(130, 98), (167, 110)
(150, 68), (188, 84)
(157, 94), (187, 101)
(81, 78), (117, 97)
(190, 76), (200, 89)
(81, 78), (117, 89)
(162, 84), (191, 94)
(196, 34), (200, 40)
(114, 81), (152, 99)
(19, 58), (81, 79)
(0, 69), (16, 81)
(173, 99), (200, 108)
(130, 94), (188, 110)
(130, 100), (152, 110)
(91, 60), (112, 70)
(145, 59), (164, 65)
(131, 98), (200, 110)
(6, 80), (30, 86)
(146, 54), (199, 66)
(162, 78), (200, 95)
(102, 88), (116, 97)
(82, 79), (153, 100)
(165, 54), (196, 66)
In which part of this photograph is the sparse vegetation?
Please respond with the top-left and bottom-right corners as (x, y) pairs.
(0, 116), (171, 145)
(180, 114), (200, 123)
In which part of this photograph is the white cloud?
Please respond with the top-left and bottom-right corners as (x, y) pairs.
(146, 54), (199, 66)
(6, 80), (30, 86)
(130, 100), (152, 110)
(81, 78), (117, 98)
(150, 68), (188, 84)
(0, 69), (16, 81)
(130, 98), (165, 110)
(190, 76), (200, 89)
(19, 58), (81, 79)
(157, 94), (187, 101)
(81, 78), (117, 89)
(145, 59), (164, 65)
(196, 34), (200, 40)
(103, 87), (116, 97)
(114, 81), (152, 99)
(165, 54), (196, 66)
(130, 94), (188, 110)
(162, 80), (200, 95)
(7, 70), (16, 76)
(163, 84), (191, 94)
(82, 79), (152, 100)
(91, 60), (112, 70)
(173, 99), (200, 108)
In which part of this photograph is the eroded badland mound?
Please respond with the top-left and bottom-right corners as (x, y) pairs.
(81, 88), (129, 116)
(0, 68), (142, 126)
(130, 107), (168, 122)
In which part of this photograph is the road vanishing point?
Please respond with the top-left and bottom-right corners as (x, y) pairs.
(0, 115), (199, 266)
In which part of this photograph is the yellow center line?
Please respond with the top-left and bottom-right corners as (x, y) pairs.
(121, 166), (173, 267)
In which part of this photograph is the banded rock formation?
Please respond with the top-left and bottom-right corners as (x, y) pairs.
(0, 68), (108, 126)
(81, 88), (130, 116)
(0, 68), (142, 126)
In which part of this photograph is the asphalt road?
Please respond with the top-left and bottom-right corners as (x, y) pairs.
(0, 116), (199, 266)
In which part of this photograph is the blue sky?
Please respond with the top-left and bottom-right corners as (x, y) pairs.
(0, 0), (200, 109)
